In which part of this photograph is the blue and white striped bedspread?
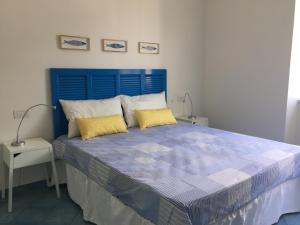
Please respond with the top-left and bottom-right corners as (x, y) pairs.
(53, 122), (300, 225)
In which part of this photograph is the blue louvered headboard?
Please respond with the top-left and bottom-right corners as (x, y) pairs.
(50, 68), (167, 138)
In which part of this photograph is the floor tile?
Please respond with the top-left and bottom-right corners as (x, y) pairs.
(0, 200), (23, 224)
(13, 207), (50, 225)
(71, 213), (94, 225)
(275, 217), (288, 225)
(41, 202), (81, 225)
(282, 213), (300, 225)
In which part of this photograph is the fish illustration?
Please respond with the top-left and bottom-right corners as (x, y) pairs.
(64, 40), (87, 46)
(142, 46), (157, 51)
(106, 43), (125, 49)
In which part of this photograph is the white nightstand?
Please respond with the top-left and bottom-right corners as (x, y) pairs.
(1, 138), (60, 212)
(177, 116), (209, 127)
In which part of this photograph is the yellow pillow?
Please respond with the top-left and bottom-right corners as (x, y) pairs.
(135, 108), (177, 129)
(76, 115), (128, 140)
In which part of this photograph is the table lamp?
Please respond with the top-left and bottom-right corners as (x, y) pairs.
(183, 92), (195, 119)
(11, 104), (56, 147)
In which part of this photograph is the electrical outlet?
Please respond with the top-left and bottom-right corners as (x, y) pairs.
(13, 110), (29, 119)
(177, 96), (185, 102)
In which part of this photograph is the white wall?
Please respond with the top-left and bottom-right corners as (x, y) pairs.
(0, 0), (204, 186)
(285, 0), (300, 145)
(203, 0), (295, 141)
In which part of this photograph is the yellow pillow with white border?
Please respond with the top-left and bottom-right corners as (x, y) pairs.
(60, 97), (123, 138)
(120, 92), (167, 127)
(135, 108), (177, 129)
(76, 114), (128, 140)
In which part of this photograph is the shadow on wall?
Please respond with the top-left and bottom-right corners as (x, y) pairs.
(296, 104), (300, 145)
(285, 98), (300, 145)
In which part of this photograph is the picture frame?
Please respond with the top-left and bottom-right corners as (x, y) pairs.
(138, 42), (160, 54)
(102, 39), (127, 52)
(59, 35), (90, 51)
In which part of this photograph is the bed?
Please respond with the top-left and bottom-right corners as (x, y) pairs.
(51, 68), (300, 225)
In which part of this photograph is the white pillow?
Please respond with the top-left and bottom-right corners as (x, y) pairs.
(120, 92), (167, 127)
(60, 97), (123, 138)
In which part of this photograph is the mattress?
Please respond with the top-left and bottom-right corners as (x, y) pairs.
(53, 122), (300, 225)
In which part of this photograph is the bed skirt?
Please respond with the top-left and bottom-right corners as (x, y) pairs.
(65, 164), (300, 225)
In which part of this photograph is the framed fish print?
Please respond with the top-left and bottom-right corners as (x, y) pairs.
(102, 39), (127, 52)
(59, 35), (90, 51)
(139, 42), (159, 54)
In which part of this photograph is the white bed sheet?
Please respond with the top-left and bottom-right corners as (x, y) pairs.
(66, 164), (300, 225)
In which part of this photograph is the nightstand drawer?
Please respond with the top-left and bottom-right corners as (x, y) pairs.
(13, 149), (51, 169)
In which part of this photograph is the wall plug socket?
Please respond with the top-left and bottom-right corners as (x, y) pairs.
(177, 96), (185, 102)
(13, 110), (29, 119)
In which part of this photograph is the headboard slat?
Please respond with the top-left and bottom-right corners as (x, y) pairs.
(50, 68), (167, 138)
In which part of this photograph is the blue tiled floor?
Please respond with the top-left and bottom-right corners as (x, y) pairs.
(276, 213), (300, 225)
(0, 182), (94, 225)
(0, 181), (300, 225)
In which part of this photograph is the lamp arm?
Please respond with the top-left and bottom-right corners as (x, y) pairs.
(184, 92), (194, 119)
(15, 104), (56, 144)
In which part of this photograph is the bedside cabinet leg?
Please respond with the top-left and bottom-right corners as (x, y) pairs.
(8, 166), (13, 212)
(51, 159), (60, 198)
(1, 163), (5, 199)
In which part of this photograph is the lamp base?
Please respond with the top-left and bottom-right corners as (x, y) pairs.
(188, 115), (197, 120)
(11, 140), (25, 147)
